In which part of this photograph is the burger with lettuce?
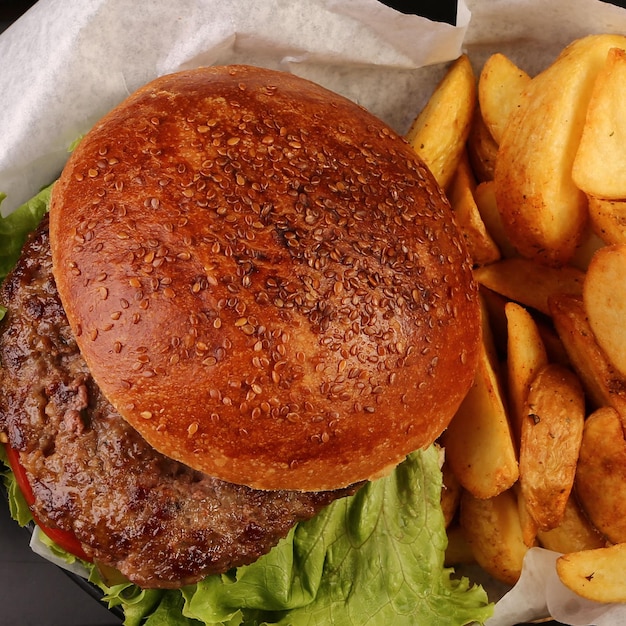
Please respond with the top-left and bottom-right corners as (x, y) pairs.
(0, 64), (493, 625)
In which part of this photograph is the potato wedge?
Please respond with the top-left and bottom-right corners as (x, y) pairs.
(405, 54), (476, 189)
(467, 107), (498, 183)
(478, 52), (531, 145)
(445, 523), (475, 567)
(557, 543), (626, 603)
(519, 363), (585, 531)
(534, 317), (570, 367)
(460, 488), (528, 585)
(442, 305), (519, 499)
(495, 34), (626, 265)
(505, 301), (549, 443)
(514, 483), (539, 548)
(548, 293), (626, 420)
(573, 47), (626, 198)
(448, 152), (501, 266)
(583, 244), (626, 377)
(473, 181), (518, 259)
(474, 257), (584, 316)
(569, 225), (605, 272)
(588, 195), (626, 245)
(576, 406), (626, 544)
(478, 286), (509, 358)
(537, 495), (605, 554)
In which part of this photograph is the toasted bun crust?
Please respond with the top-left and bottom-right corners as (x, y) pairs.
(50, 65), (480, 491)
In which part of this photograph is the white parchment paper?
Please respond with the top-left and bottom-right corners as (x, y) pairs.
(0, 0), (468, 215)
(487, 549), (626, 626)
(3, 1), (626, 624)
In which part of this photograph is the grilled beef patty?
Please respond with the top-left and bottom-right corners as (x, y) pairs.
(0, 216), (358, 588)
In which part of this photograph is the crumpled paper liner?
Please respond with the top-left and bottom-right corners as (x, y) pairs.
(3, 1), (626, 624)
(488, 548), (626, 626)
(0, 0), (468, 215)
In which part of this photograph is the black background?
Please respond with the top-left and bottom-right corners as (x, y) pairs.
(0, 1), (625, 625)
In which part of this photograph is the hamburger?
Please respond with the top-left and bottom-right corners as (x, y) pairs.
(0, 65), (489, 622)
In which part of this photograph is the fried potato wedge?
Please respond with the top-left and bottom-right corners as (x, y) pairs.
(478, 52), (531, 145)
(576, 406), (626, 543)
(448, 152), (501, 266)
(442, 304), (519, 500)
(514, 483), (539, 548)
(549, 293), (626, 420)
(557, 543), (626, 603)
(569, 225), (605, 272)
(534, 317), (570, 367)
(478, 286), (509, 357)
(583, 244), (626, 378)
(405, 54), (476, 189)
(495, 34), (626, 265)
(474, 181), (518, 259)
(537, 495), (605, 554)
(460, 489), (528, 585)
(445, 523), (475, 567)
(573, 47), (626, 198)
(505, 301), (549, 443)
(474, 257), (584, 316)
(519, 363), (585, 531)
(467, 107), (498, 183)
(588, 196), (626, 245)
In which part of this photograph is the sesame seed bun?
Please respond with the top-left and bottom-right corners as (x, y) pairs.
(49, 65), (480, 491)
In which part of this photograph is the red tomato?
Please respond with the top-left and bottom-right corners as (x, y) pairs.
(5, 443), (35, 506)
(4, 444), (92, 562)
(31, 511), (92, 562)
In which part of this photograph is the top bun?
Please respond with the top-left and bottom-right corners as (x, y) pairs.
(50, 65), (480, 491)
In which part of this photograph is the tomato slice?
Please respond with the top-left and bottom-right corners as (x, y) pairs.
(4, 444), (92, 562)
(5, 442), (35, 506)
(31, 510), (92, 562)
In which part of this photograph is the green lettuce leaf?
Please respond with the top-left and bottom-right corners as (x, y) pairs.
(179, 447), (493, 626)
(0, 183), (53, 287)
